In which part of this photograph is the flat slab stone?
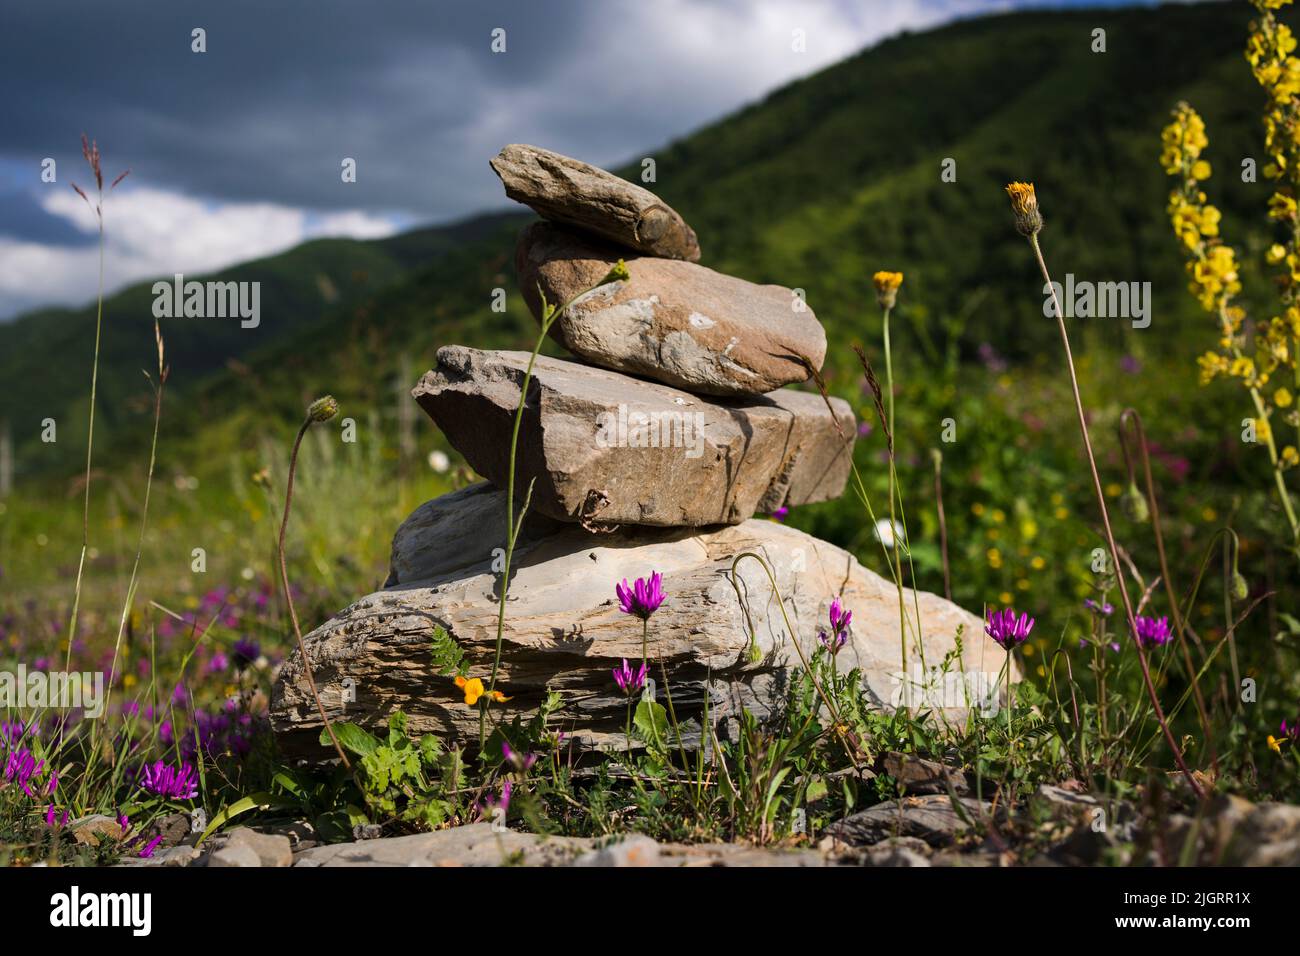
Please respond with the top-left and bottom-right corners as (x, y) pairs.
(517, 222), (825, 396)
(491, 144), (700, 261)
(270, 484), (995, 759)
(412, 346), (854, 528)
(293, 824), (595, 867)
(823, 795), (994, 849)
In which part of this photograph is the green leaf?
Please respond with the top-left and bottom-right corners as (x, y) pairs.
(322, 721), (382, 757)
(198, 792), (294, 845)
(633, 699), (669, 748)
(430, 625), (467, 677)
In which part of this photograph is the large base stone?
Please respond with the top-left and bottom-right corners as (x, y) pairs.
(270, 485), (994, 760)
(412, 346), (855, 528)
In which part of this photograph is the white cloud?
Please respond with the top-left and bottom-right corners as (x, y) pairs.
(0, 187), (398, 318)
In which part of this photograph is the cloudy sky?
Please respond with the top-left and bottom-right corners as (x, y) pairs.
(0, 0), (1148, 319)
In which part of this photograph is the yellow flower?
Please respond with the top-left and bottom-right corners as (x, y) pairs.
(1276, 387), (1294, 408)
(1268, 734), (1283, 754)
(454, 675), (485, 707)
(1282, 445), (1300, 467)
(488, 690), (511, 703)
(1030, 555), (1046, 570)
(872, 270), (904, 309)
(1191, 160), (1211, 180)
(1005, 181), (1042, 236)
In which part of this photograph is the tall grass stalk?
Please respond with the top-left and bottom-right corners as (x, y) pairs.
(1024, 222), (1202, 798)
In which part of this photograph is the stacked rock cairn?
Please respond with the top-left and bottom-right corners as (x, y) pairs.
(270, 145), (985, 758)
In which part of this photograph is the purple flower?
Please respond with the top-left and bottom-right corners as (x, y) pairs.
(818, 629), (847, 653)
(1281, 719), (1300, 743)
(1133, 615), (1172, 649)
(612, 658), (648, 696)
(207, 652), (229, 673)
(819, 597), (852, 653)
(4, 747), (45, 797)
(138, 835), (164, 859)
(45, 803), (68, 828)
(1083, 598), (1114, 617)
(502, 741), (537, 772)
(985, 607), (1035, 650)
(1120, 355), (1142, 375)
(615, 572), (665, 620)
(138, 759), (199, 800)
(232, 638), (260, 668)
(770, 506), (790, 522)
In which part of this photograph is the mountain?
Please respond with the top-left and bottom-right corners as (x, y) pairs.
(0, 0), (1275, 481)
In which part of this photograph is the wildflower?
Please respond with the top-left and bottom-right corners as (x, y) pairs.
(825, 597), (852, 651)
(615, 572), (665, 620)
(4, 747), (45, 797)
(502, 741), (537, 772)
(307, 395), (339, 423)
(455, 675), (485, 706)
(985, 607), (1035, 650)
(1133, 615), (1172, 649)
(478, 780), (512, 822)
(818, 629), (847, 653)
(138, 759), (199, 800)
(600, 260), (631, 286)
(45, 803), (69, 828)
(138, 835), (164, 859)
(1084, 598), (1115, 616)
(770, 506), (790, 522)
(612, 658), (648, 696)
(1005, 182), (1043, 237)
(872, 270), (904, 310)
(232, 638), (260, 669)
(487, 689), (511, 703)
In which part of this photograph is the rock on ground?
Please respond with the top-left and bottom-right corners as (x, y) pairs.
(516, 222), (825, 396)
(491, 145), (701, 261)
(412, 346), (854, 528)
(270, 483), (991, 759)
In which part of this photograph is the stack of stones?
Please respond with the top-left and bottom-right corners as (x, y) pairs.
(270, 146), (985, 758)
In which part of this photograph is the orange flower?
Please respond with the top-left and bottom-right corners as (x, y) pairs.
(872, 270), (904, 310)
(454, 675), (485, 706)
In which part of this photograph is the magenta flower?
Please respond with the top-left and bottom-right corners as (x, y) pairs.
(819, 597), (852, 653)
(612, 658), (648, 696)
(3, 748), (45, 797)
(138, 759), (199, 800)
(770, 506), (790, 522)
(615, 572), (665, 620)
(985, 607), (1035, 650)
(1133, 615), (1172, 649)
(138, 835), (164, 858)
(1083, 598), (1114, 617)
(45, 803), (69, 828)
(502, 741), (537, 772)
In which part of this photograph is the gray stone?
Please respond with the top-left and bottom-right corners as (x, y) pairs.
(877, 752), (969, 796)
(823, 795), (993, 849)
(412, 346), (854, 528)
(573, 834), (661, 867)
(516, 222), (825, 396)
(270, 483), (990, 759)
(491, 144), (700, 261)
(208, 844), (263, 868)
(293, 823), (594, 867)
(225, 827), (294, 867)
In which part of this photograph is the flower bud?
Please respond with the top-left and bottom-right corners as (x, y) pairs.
(599, 259), (630, 286)
(308, 395), (339, 423)
(1005, 182), (1043, 237)
(1121, 482), (1149, 523)
(1230, 572), (1249, 602)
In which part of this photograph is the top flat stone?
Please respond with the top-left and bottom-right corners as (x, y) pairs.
(490, 144), (701, 261)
